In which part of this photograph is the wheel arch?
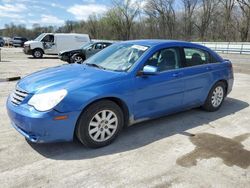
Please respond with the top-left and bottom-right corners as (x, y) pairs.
(205, 79), (228, 102)
(71, 53), (86, 60)
(33, 48), (44, 54)
(74, 97), (130, 137)
(213, 79), (228, 94)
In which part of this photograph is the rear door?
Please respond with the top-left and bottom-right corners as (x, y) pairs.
(181, 47), (213, 107)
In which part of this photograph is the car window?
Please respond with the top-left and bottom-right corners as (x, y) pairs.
(41, 35), (54, 43)
(184, 48), (210, 67)
(144, 48), (181, 72)
(209, 54), (219, 63)
(85, 43), (148, 71)
(95, 43), (103, 50)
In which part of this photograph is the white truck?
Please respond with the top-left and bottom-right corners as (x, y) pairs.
(23, 33), (90, 58)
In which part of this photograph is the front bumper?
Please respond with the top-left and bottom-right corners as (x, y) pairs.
(13, 43), (23, 47)
(6, 96), (81, 143)
(23, 46), (33, 55)
(59, 54), (70, 62)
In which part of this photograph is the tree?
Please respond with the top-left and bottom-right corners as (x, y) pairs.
(110, 0), (140, 40)
(220, 0), (236, 41)
(236, 0), (250, 41)
(194, 0), (219, 41)
(182, 0), (198, 40)
(145, 0), (176, 39)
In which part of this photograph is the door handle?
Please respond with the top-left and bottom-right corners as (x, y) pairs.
(206, 66), (213, 71)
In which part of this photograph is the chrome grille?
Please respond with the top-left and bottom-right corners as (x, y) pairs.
(11, 87), (28, 105)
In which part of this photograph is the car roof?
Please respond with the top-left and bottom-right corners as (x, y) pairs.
(120, 39), (223, 61)
(92, 40), (115, 44)
(121, 39), (206, 48)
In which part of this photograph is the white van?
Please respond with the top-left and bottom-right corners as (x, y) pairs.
(23, 33), (90, 58)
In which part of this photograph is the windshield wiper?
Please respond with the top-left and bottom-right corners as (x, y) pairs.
(86, 63), (106, 70)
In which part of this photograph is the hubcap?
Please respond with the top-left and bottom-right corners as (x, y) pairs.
(211, 86), (224, 108)
(74, 56), (83, 63)
(34, 51), (41, 57)
(88, 110), (118, 142)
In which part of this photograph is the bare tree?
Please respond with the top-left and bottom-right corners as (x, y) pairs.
(145, 0), (176, 39)
(194, 0), (219, 40)
(111, 0), (140, 40)
(2, 0), (250, 42)
(182, 0), (198, 40)
(86, 15), (99, 39)
(220, 0), (236, 41)
(236, 0), (250, 41)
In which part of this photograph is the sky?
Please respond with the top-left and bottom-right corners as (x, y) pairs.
(0, 0), (113, 29)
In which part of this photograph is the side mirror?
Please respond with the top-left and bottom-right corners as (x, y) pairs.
(138, 65), (158, 76)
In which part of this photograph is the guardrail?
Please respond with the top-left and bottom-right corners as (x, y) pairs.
(194, 42), (250, 54)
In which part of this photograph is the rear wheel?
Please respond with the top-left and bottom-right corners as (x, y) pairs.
(203, 82), (226, 112)
(32, 49), (43, 58)
(76, 100), (124, 148)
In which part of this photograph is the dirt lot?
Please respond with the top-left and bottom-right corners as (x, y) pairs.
(0, 47), (250, 187)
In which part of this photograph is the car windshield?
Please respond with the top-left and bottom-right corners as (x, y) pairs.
(81, 42), (94, 49)
(85, 43), (149, 72)
(34, 33), (46, 41)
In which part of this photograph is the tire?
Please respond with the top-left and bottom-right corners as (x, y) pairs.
(76, 100), (124, 148)
(70, 54), (85, 64)
(0, 42), (3, 47)
(32, 49), (43, 58)
(203, 81), (226, 112)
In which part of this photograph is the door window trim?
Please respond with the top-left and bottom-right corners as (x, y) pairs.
(140, 47), (184, 74)
(181, 46), (221, 67)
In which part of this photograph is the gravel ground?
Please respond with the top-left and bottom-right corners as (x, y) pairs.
(0, 47), (250, 188)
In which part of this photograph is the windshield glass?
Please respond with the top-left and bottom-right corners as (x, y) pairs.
(34, 33), (46, 41)
(85, 43), (149, 71)
(81, 42), (94, 49)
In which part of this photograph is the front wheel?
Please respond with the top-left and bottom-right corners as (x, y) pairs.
(76, 100), (124, 148)
(203, 82), (226, 112)
(70, 54), (85, 64)
(32, 49), (43, 58)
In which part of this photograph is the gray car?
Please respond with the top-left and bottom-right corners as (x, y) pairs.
(59, 41), (114, 64)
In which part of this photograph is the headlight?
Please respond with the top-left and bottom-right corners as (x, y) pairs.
(28, 89), (67, 111)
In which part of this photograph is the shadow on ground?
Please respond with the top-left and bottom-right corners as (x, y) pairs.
(27, 57), (59, 59)
(28, 97), (249, 160)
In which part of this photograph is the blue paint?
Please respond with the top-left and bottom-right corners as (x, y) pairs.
(6, 40), (234, 143)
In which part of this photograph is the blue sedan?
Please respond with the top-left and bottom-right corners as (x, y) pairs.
(6, 40), (234, 148)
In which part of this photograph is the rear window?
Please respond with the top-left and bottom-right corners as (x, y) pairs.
(184, 48), (210, 67)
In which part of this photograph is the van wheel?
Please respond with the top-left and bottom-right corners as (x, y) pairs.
(70, 54), (84, 64)
(203, 82), (226, 112)
(32, 49), (43, 58)
(76, 100), (124, 148)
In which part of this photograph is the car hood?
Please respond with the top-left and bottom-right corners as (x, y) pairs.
(18, 64), (126, 93)
(24, 40), (41, 45)
(60, 49), (82, 55)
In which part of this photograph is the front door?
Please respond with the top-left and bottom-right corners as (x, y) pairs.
(133, 47), (185, 120)
(42, 34), (57, 54)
